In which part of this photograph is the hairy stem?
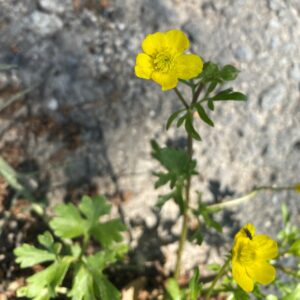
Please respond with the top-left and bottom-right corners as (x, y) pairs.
(205, 256), (231, 300)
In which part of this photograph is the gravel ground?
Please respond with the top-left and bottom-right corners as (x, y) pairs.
(0, 0), (300, 288)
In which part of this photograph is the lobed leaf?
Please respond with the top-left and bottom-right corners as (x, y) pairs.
(50, 203), (87, 239)
(91, 219), (126, 248)
(17, 258), (71, 299)
(14, 244), (56, 268)
(79, 195), (111, 228)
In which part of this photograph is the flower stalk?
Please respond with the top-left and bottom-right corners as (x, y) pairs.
(174, 83), (203, 280)
(205, 255), (231, 300)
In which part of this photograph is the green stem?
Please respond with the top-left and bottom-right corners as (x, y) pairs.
(205, 256), (231, 300)
(174, 87), (189, 109)
(174, 132), (193, 280)
(174, 83), (203, 280)
(208, 185), (295, 212)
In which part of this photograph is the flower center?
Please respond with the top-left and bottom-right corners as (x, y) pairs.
(153, 51), (174, 72)
(236, 241), (256, 264)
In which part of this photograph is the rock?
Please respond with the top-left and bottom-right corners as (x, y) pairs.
(234, 45), (254, 62)
(38, 0), (70, 14)
(259, 83), (286, 110)
(0, 73), (8, 90)
(28, 11), (63, 36)
(289, 64), (300, 81)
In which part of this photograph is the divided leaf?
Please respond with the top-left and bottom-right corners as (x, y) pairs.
(69, 266), (95, 300)
(17, 258), (71, 299)
(50, 203), (87, 239)
(91, 219), (126, 248)
(14, 244), (56, 268)
(79, 195), (111, 228)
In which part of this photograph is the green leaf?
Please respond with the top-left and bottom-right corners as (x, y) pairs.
(201, 62), (220, 83)
(176, 113), (187, 128)
(190, 229), (204, 245)
(185, 114), (201, 141)
(173, 184), (185, 214)
(207, 99), (214, 111)
(93, 274), (120, 300)
(87, 245), (128, 273)
(165, 278), (182, 300)
(281, 203), (290, 225)
(283, 284), (300, 300)
(211, 88), (247, 101)
(194, 103), (214, 127)
(18, 258), (71, 299)
(189, 268), (202, 300)
(156, 192), (174, 209)
(220, 65), (240, 81)
(50, 203), (87, 239)
(206, 80), (218, 96)
(207, 263), (221, 272)
(14, 244), (56, 268)
(166, 109), (186, 130)
(153, 172), (173, 189)
(151, 142), (197, 178)
(288, 240), (300, 256)
(38, 232), (54, 250)
(79, 195), (111, 228)
(69, 266), (95, 300)
(91, 219), (126, 247)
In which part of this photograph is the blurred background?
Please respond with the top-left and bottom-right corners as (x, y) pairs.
(0, 0), (299, 296)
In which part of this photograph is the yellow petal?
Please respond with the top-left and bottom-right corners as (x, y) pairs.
(142, 32), (166, 56)
(232, 259), (254, 292)
(151, 71), (178, 91)
(253, 234), (278, 260)
(174, 54), (203, 80)
(135, 53), (154, 79)
(246, 261), (276, 285)
(235, 223), (256, 241)
(165, 29), (190, 53)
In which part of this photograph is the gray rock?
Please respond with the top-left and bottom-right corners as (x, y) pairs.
(38, 0), (70, 14)
(260, 83), (287, 110)
(289, 64), (300, 81)
(28, 11), (63, 36)
(233, 45), (254, 62)
(0, 73), (8, 90)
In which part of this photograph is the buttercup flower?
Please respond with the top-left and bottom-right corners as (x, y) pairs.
(232, 224), (278, 292)
(135, 29), (203, 91)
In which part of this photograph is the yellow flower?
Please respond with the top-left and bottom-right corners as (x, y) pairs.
(135, 29), (203, 91)
(232, 224), (278, 292)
